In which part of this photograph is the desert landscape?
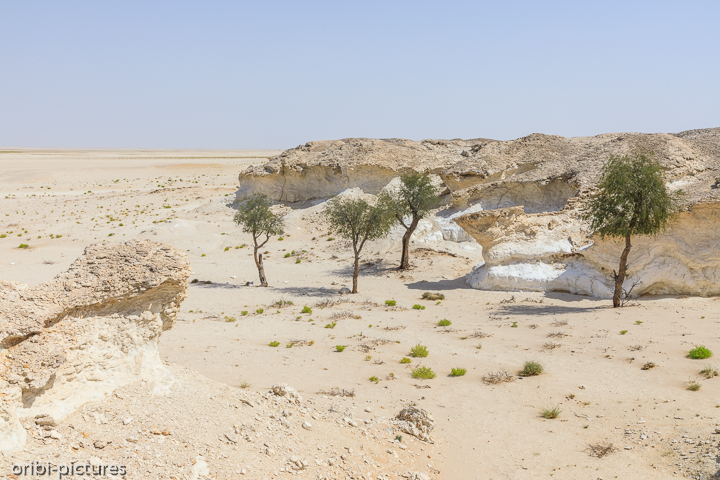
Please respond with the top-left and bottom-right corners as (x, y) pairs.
(2, 129), (720, 480)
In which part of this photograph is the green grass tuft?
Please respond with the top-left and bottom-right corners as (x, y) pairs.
(689, 345), (713, 359)
(335, 345), (346, 352)
(540, 407), (561, 419)
(687, 379), (702, 391)
(412, 304), (425, 310)
(519, 360), (543, 376)
(411, 366), (436, 379)
(269, 341), (280, 347)
(409, 344), (429, 358)
(399, 357), (412, 364)
(450, 367), (467, 377)
(385, 300), (396, 306)
(301, 306), (312, 314)
(437, 319), (452, 327)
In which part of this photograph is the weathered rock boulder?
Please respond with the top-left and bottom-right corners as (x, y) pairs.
(0, 240), (190, 452)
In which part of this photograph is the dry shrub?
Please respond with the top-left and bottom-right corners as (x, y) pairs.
(482, 371), (515, 385)
(586, 443), (617, 458)
(318, 388), (355, 397)
(471, 330), (493, 338)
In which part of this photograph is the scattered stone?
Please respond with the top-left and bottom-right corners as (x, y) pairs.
(393, 406), (435, 444)
(271, 384), (303, 404)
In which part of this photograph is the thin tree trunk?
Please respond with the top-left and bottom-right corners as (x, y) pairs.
(352, 253), (360, 293)
(613, 234), (632, 308)
(399, 217), (420, 270)
(254, 245), (268, 287)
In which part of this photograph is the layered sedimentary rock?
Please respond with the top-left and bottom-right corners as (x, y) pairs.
(239, 128), (720, 297)
(0, 240), (190, 452)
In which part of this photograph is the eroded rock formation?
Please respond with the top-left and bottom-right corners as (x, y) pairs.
(0, 240), (190, 452)
(239, 128), (720, 298)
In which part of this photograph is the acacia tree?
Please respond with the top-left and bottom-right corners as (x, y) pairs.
(233, 194), (284, 287)
(324, 197), (393, 293)
(582, 151), (683, 307)
(379, 172), (440, 269)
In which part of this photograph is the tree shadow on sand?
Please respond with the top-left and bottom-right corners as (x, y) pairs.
(495, 293), (608, 316)
(404, 276), (471, 291)
(190, 282), (243, 290)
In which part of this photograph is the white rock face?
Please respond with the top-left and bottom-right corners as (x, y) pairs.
(460, 203), (720, 298)
(0, 240), (190, 453)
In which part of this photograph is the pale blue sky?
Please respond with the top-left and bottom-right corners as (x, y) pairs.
(1, 1), (718, 149)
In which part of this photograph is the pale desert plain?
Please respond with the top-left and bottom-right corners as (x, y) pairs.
(1, 133), (720, 480)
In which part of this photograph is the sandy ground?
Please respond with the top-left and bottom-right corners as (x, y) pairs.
(2, 149), (720, 479)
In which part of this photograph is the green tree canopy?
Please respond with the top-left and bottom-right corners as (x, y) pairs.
(324, 196), (394, 293)
(379, 172), (440, 269)
(233, 193), (284, 286)
(582, 151), (683, 307)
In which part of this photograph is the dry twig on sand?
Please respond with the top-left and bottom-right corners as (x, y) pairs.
(482, 371), (515, 385)
(318, 388), (355, 397)
(585, 443), (617, 458)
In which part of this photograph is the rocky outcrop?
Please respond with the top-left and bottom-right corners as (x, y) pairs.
(0, 240), (190, 453)
(239, 129), (720, 206)
(239, 128), (720, 298)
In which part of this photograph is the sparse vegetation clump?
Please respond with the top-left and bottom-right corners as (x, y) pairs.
(233, 193), (284, 287)
(301, 306), (312, 314)
(450, 367), (467, 377)
(700, 365), (718, 379)
(399, 357), (412, 364)
(411, 366), (436, 379)
(385, 300), (396, 306)
(687, 379), (702, 391)
(421, 292), (445, 301)
(581, 151), (683, 307)
(409, 344), (428, 358)
(269, 341), (280, 347)
(437, 319), (452, 327)
(272, 298), (294, 308)
(540, 406), (561, 419)
(335, 345), (346, 352)
(369, 376), (379, 384)
(224, 316), (237, 323)
(256, 308), (264, 314)
(689, 346), (713, 359)
(325, 322), (337, 329)
(412, 304), (425, 310)
(483, 371), (515, 385)
(519, 361), (543, 376)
